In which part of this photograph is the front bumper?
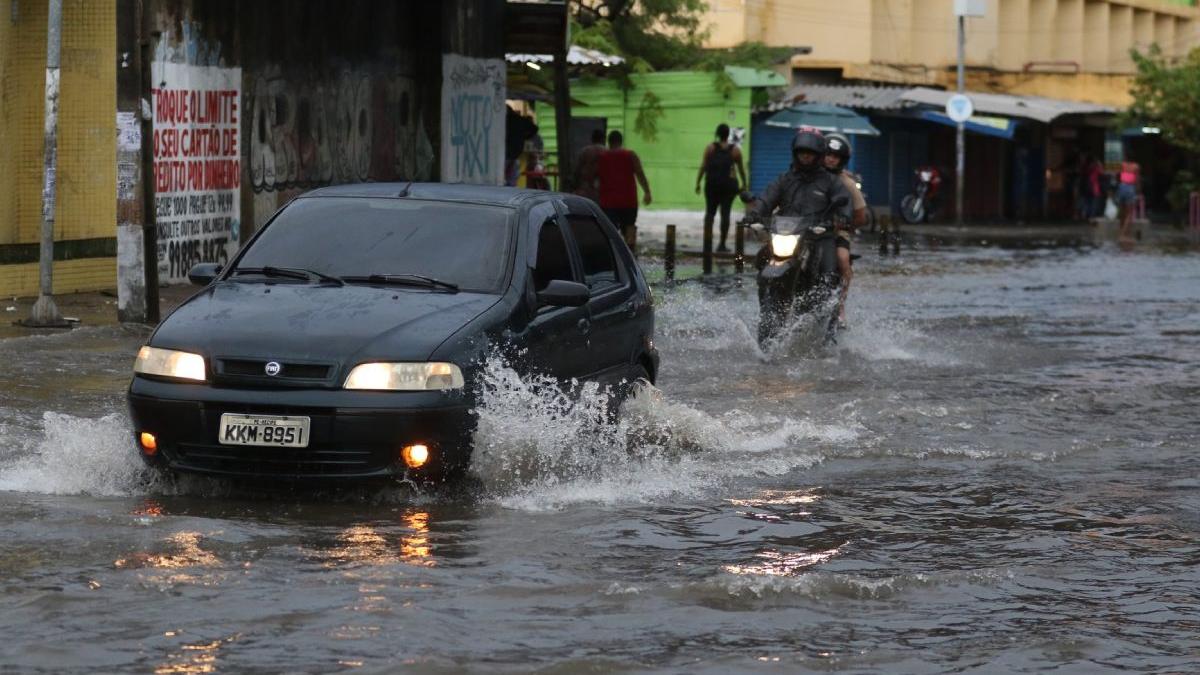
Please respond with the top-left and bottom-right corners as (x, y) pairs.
(127, 377), (474, 481)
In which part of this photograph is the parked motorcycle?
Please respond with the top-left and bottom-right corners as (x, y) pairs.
(742, 196), (849, 348)
(899, 166), (942, 224)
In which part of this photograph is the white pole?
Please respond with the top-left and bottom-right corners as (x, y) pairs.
(956, 14), (965, 226)
(27, 0), (68, 327)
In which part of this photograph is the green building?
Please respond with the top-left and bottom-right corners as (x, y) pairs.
(535, 67), (784, 210)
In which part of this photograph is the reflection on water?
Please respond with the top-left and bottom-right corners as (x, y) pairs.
(115, 532), (221, 571)
(312, 510), (435, 569)
(1, 240), (1199, 671)
(724, 547), (844, 576)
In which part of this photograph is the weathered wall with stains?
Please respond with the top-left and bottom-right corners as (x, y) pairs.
(147, 0), (501, 238)
(0, 0), (117, 298)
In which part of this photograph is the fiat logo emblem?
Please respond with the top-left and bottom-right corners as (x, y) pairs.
(264, 361), (282, 377)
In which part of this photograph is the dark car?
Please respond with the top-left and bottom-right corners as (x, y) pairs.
(127, 183), (658, 482)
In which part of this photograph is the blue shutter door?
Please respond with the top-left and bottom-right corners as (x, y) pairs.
(749, 120), (794, 196)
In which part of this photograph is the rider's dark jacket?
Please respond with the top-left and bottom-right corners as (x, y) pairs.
(749, 163), (854, 224)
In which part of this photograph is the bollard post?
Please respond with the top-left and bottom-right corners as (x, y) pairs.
(702, 218), (713, 275)
(664, 224), (676, 283)
(1190, 192), (1199, 231)
(734, 224), (745, 274)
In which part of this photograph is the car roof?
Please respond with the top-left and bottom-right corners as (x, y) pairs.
(300, 182), (564, 208)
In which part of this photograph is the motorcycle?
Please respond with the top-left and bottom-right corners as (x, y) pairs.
(899, 166), (942, 224)
(742, 196), (849, 348)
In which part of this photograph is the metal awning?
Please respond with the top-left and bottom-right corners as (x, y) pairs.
(763, 84), (914, 112)
(506, 45), (624, 67)
(901, 87), (1116, 124)
(764, 103), (881, 136)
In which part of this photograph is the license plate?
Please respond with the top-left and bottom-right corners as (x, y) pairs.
(218, 414), (310, 447)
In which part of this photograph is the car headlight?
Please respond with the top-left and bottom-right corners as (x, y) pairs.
(771, 233), (800, 258)
(344, 362), (465, 391)
(133, 346), (207, 381)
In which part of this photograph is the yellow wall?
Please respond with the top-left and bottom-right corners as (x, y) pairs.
(0, 0), (117, 297)
(703, 0), (1200, 97)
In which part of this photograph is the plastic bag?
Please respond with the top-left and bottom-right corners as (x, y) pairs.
(1104, 197), (1118, 220)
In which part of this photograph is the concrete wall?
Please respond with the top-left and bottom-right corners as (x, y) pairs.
(0, 0), (117, 298)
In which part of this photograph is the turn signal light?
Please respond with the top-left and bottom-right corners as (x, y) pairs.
(401, 444), (430, 469)
(139, 432), (158, 455)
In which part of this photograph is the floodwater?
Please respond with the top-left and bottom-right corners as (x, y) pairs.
(2, 234), (1199, 673)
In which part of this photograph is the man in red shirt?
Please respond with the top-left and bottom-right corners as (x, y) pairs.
(598, 130), (652, 249)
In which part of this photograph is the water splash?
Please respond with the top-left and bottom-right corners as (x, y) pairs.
(0, 411), (163, 496)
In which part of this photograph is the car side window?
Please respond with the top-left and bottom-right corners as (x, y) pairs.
(566, 214), (620, 292)
(533, 218), (574, 292)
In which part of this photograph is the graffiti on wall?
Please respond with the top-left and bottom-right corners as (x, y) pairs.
(248, 67), (435, 192)
(441, 54), (505, 185)
(150, 61), (241, 284)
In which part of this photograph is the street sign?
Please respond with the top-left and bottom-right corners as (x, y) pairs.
(954, 0), (986, 17)
(946, 94), (974, 123)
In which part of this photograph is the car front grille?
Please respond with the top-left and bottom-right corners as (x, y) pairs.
(212, 357), (336, 387)
(170, 442), (389, 477)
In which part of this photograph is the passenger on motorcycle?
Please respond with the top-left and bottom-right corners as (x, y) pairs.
(823, 133), (865, 326)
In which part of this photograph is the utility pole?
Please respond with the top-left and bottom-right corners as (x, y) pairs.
(956, 13), (965, 226)
(952, 0), (985, 226)
(116, 0), (157, 323)
(24, 0), (69, 327)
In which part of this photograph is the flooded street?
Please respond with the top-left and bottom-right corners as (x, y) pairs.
(2, 236), (1199, 673)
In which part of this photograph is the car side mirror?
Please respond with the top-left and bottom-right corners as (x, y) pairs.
(536, 280), (589, 308)
(188, 262), (222, 286)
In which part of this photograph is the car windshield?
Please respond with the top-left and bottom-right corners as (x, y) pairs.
(233, 197), (514, 293)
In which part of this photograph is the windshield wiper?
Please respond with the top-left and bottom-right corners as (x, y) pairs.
(341, 274), (459, 292)
(233, 266), (344, 286)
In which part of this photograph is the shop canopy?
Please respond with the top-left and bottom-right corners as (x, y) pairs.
(917, 110), (1018, 140)
(764, 103), (881, 136)
(900, 88), (1115, 124)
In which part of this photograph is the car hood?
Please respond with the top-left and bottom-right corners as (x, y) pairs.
(152, 281), (501, 364)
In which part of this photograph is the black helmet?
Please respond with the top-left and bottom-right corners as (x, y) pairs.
(825, 133), (851, 160)
(792, 128), (825, 156)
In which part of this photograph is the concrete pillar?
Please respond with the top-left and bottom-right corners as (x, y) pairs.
(1083, 1), (1110, 73)
(1029, 0), (1057, 63)
(998, 0), (1031, 72)
(871, 0), (913, 64)
(1155, 14), (1177, 58)
(1053, 0), (1085, 65)
(1111, 5), (1135, 73)
(912, 0), (953, 68)
(1134, 10), (1155, 54)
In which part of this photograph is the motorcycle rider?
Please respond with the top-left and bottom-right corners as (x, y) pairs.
(747, 127), (853, 229)
(822, 133), (866, 326)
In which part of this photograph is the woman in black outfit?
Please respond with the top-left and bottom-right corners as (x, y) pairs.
(695, 123), (747, 252)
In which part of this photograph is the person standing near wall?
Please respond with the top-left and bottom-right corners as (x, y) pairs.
(573, 129), (606, 202)
(598, 130), (652, 249)
(695, 123), (746, 252)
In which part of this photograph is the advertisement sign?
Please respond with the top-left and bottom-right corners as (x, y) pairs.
(150, 62), (242, 283)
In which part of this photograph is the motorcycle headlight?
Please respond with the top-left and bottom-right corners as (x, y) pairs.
(771, 234), (800, 258)
(133, 346), (207, 382)
(344, 362), (465, 391)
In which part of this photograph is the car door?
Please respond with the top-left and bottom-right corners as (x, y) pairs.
(563, 199), (638, 386)
(519, 200), (592, 383)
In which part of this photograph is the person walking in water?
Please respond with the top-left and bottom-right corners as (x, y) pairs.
(695, 124), (747, 252)
(598, 130), (652, 249)
(1116, 159), (1141, 242)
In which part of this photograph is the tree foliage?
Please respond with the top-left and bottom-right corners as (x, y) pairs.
(568, 1), (791, 140)
(1124, 46), (1200, 154)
